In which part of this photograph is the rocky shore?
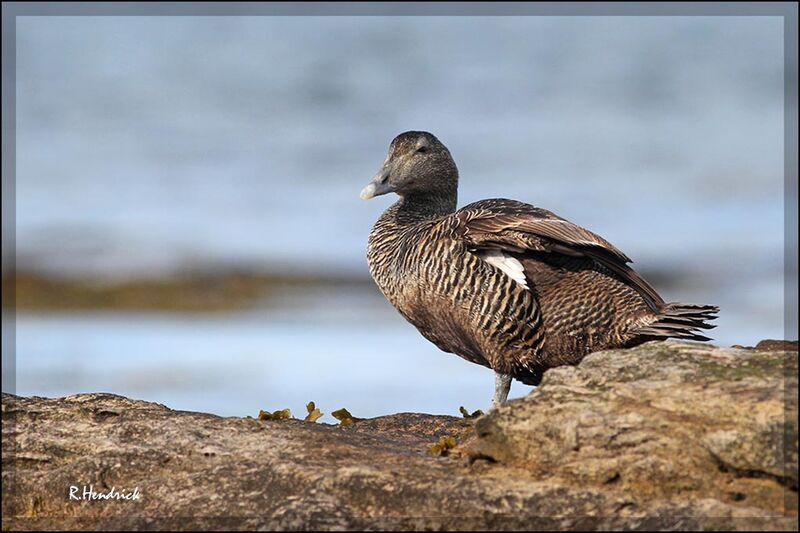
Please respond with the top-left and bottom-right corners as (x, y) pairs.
(2, 341), (797, 530)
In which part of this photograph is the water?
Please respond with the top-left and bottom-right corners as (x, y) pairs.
(11, 278), (785, 419)
(14, 16), (784, 276)
(14, 291), (524, 420)
(8, 16), (787, 415)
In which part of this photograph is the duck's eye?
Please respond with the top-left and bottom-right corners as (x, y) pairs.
(416, 146), (428, 154)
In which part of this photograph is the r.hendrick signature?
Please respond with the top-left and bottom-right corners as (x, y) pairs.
(69, 484), (141, 501)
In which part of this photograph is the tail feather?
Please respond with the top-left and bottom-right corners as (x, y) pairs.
(634, 303), (719, 342)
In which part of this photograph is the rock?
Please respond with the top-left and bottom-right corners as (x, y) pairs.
(754, 340), (799, 352)
(472, 342), (798, 516)
(2, 341), (798, 530)
(731, 339), (799, 352)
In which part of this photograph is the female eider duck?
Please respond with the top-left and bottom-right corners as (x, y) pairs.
(361, 131), (718, 407)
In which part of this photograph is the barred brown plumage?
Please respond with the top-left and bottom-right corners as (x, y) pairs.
(362, 131), (719, 407)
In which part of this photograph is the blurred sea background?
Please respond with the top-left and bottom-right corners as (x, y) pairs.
(6, 16), (786, 421)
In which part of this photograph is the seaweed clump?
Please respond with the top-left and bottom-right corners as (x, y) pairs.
(428, 436), (458, 456)
(459, 406), (484, 419)
(331, 408), (361, 426)
(304, 402), (323, 423)
(258, 408), (292, 421)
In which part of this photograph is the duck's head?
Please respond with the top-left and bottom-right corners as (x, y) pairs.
(360, 131), (458, 201)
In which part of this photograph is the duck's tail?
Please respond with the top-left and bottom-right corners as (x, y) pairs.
(634, 303), (720, 342)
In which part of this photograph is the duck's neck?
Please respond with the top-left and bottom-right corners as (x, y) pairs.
(391, 191), (458, 225)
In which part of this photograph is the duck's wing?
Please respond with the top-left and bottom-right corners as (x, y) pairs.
(452, 198), (664, 311)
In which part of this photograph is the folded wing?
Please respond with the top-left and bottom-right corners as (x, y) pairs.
(453, 198), (665, 311)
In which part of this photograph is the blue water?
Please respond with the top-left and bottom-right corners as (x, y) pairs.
(13, 292), (523, 420)
(11, 281), (784, 419)
(8, 16), (787, 415)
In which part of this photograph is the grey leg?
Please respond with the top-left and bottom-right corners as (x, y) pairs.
(492, 372), (512, 409)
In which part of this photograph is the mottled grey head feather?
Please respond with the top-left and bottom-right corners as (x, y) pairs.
(362, 131), (458, 203)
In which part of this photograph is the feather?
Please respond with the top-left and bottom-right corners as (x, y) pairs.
(478, 249), (529, 289)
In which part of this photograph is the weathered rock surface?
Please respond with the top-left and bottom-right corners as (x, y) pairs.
(2, 341), (798, 530)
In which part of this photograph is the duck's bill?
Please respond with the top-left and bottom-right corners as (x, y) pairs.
(359, 182), (378, 200)
(360, 167), (392, 200)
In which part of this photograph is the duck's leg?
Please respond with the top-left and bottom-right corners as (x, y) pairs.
(492, 372), (512, 409)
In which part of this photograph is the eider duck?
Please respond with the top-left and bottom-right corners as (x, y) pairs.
(361, 131), (718, 407)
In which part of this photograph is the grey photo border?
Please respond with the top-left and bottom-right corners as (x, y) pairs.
(1, 1), (797, 528)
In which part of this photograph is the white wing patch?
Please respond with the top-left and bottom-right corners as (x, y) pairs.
(478, 249), (529, 289)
